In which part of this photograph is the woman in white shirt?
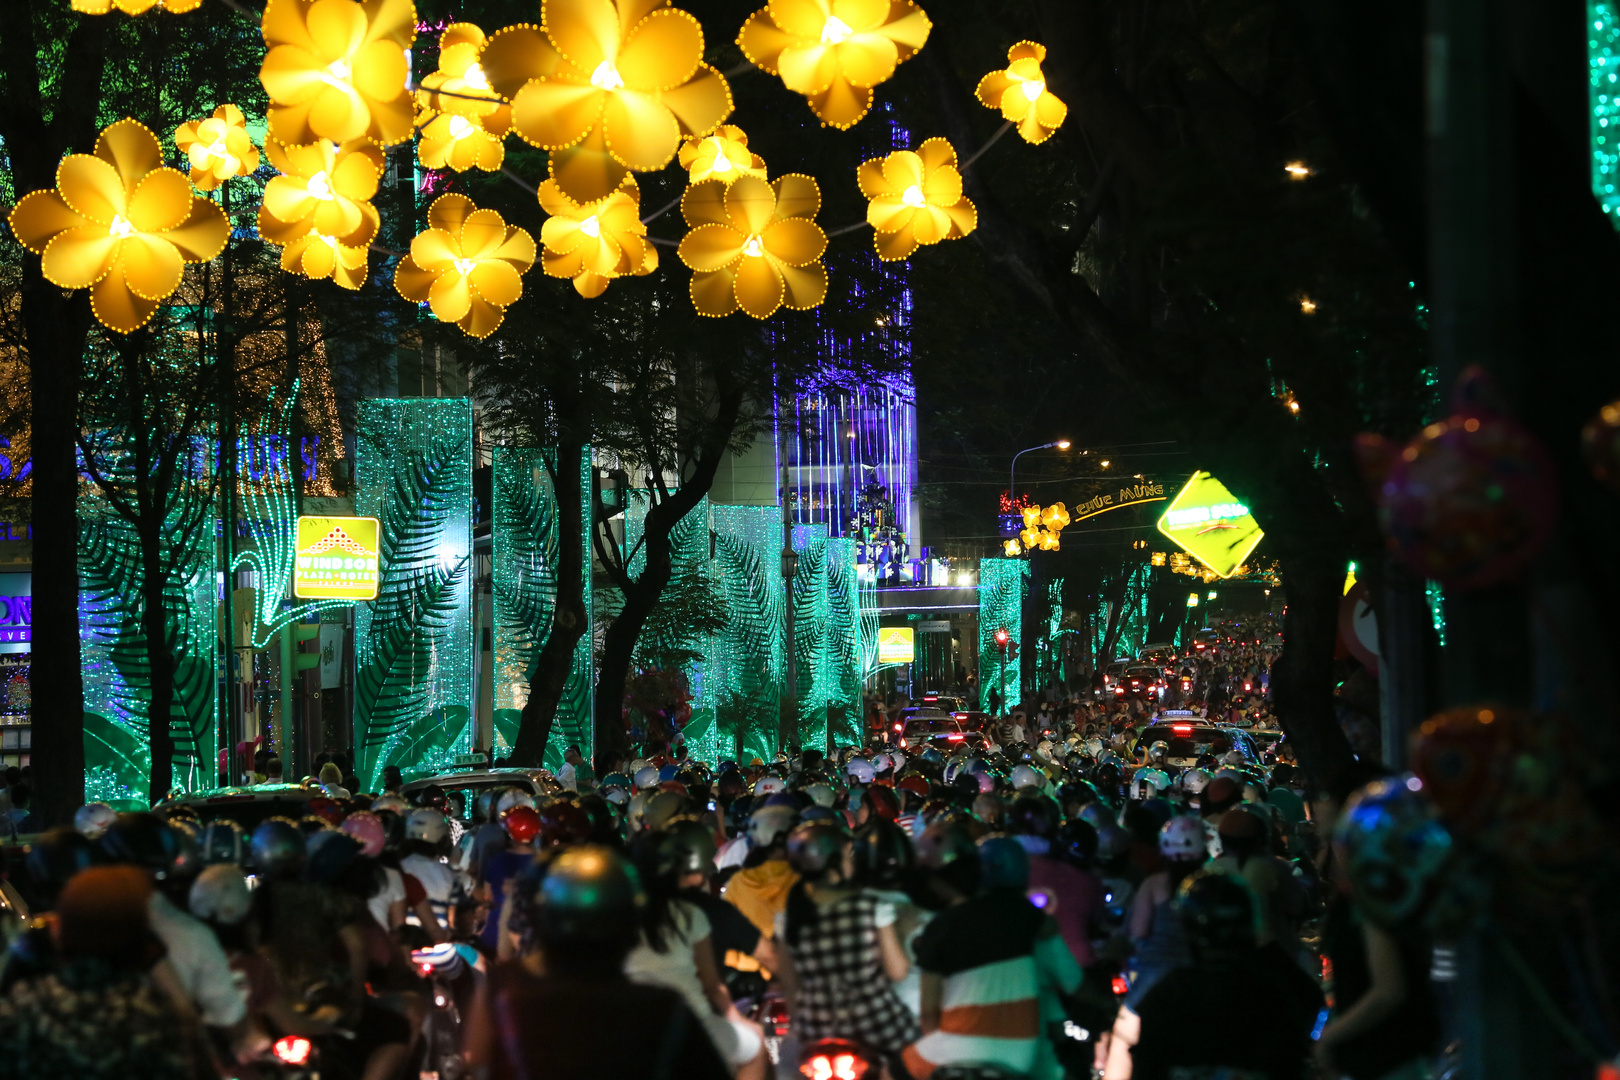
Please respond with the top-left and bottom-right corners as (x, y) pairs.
(625, 830), (767, 1080)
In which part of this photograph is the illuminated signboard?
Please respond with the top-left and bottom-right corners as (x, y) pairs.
(878, 626), (915, 664)
(1155, 472), (1264, 579)
(0, 573), (29, 654)
(294, 516), (381, 601)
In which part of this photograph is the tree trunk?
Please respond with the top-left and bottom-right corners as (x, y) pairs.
(1269, 549), (1359, 800)
(510, 442), (588, 766)
(1097, 568), (1131, 667)
(138, 517), (175, 803)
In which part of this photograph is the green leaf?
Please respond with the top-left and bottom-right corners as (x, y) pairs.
(83, 711), (151, 801)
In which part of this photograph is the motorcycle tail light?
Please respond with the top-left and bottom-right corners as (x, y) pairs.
(273, 1036), (312, 1066)
(1111, 975), (1131, 997)
(801, 1053), (869, 1080)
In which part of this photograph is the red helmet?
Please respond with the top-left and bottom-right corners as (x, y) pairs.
(305, 797), (344, 826)
(648, 754), (671, 768)
(503, 806), (541, 844)
(657, 780), (690, 796)
(538, 801), (593, 847)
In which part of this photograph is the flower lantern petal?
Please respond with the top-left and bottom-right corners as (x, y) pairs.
(121, 235), (186, 301)
(479, 25), (564, 99)
(772, 173), (821, 219)
(126, 169), (194, 234)
(92, 274), (161, 335)
(681, 178), (730, 227)
(41, 228), (121, 290)
(602, 90), (682, 170)
(56, 155), (125, 226)
(778, 260), (827, 309)
(549, 127), (631, 206)
(691, 269), (739, 316)
(543, 0), (621, 73)
(9, 192), (87, 255)
(762, 217), (826, 266)
(96, 119), (164, 190)
(724, 176), (777, 235)
(394, 255), (437, 302)
(460, 296), (508, 338)
(679, 224), (744, 271)
(659, 63), (733, 137)
(428, 270), (474, 324)
(616, 8), (703, 91)
(734, 250), (786, 319)
(470, 259), (524, 307)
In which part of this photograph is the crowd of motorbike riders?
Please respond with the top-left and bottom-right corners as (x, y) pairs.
(0, 714), (1440, 1080)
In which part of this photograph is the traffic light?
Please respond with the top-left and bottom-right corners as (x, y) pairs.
(292, 622), (321, 672)
(994, 628), (1010, 647)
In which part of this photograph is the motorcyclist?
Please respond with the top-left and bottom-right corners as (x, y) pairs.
(1008, 793), (1105, 967)
(721, 802), (800, 940)
(462, 845), (731, 1079)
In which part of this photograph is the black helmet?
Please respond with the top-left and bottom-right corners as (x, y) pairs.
(915, 821), (979, 897)
(533, 845), (646, 949)
(26, 827), (101, 904)
(100, 813), (183, 880)
(303, 830), (362, 885)
(977, 835), (1030, 892)
(576, 794), (621, 846)
(199, 820), (248, 867)
(851, 818), (912, 889)
(1008, 794), (1061, 840)
(664, 817), (718, 870)
(374, 808), (407, 852)
(1056, 818), (1099, 866)
(1177, 870), (1258, 956)
(250, 819), (306, 880)
(786, 821), (847, 879)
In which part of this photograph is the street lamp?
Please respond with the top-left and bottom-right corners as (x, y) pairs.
(1008, 439), (1071, 507)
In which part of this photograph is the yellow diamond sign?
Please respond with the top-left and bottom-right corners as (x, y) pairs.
(294, 516), (381, 601)
(1155, 472), (1263, 579)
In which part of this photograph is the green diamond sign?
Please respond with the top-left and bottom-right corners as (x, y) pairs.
(1156, 472), (1264, 578)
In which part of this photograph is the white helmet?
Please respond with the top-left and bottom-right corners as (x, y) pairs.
(748, 804), (798, 847)
(753, 775), (786, 796)
(628, 758), (648, 775)
(406, 808), (450, 844)
(942, 760), (966, 785)
(846, 758), (875, 784)
(1130, 772), (1160, 801)
(189, 865), (252, 925)
(888, 750), (907, 771)
(870, 752), (894, 773)
(371, 794), (408, 813)
(74, 802), (117, 840)
(1180, 768), (1212, 795)
(1145, 741), (1169, 764)
(1010, 764), (1044, 791)
(634, 766), (661, 790)
(497, 788), (537, 815)
(1084, 737), (1105, 757)
(1158, 815), (1206, 861)
(1221, 750), (1247, 767)
(602, 785), (630, 806)
(627, 789), (654, 831)
(805, 783), (835, 808)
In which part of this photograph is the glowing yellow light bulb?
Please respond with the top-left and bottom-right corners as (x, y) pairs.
(1020, 79), (1045, 102)
(590, 61), (625, 90)
(307, 171), (335, 200)
(901, 185), (926, 207)
(319, 233), (340, 249)
(462, 63), (491, 92)
(711, 145), (733, 173)
(447, 115), (474, 140)
(108, 214), (135, 239)
(453, 257), (476, 276)
(579, 215), (601, 238)
(742, 235), (764, 257)
(821, 16), (853, 44)
(322, 59), (352, 88)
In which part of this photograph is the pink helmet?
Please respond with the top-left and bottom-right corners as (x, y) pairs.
(339, 811), (386, 858)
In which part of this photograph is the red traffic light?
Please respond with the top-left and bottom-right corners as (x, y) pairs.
(993, 628), (1010, 646)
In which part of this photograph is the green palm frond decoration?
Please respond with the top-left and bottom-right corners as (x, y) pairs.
(354, 400), (475, 789)
(491, 450), (560, 746)
(711, 517), (785, 756)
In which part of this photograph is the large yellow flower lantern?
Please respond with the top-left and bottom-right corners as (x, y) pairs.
(677, 125), (767, 186)
(505, 0), (734, 206)
(394, 194), (536, 338)
(858, 137), (976, 261)
(737, 0), (932, 129)
(72, 0), (204, 12)
(416, 23), (513, 172)
(174, 105), (262, 191)
(975, 42), (1067, 145)
(539, 177), (656, 298)
(8, 120), (228, 334)
(257, 139), (384, 290)
(678, 174), (827, 319)
(259, 0), (417, 148)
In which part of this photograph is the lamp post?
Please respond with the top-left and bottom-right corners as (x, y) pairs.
(1008, 439), (1071, 509)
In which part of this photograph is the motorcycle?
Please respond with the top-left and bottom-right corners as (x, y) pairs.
(798, 1038), (875, 1080)
(410, 942), (485, 1080)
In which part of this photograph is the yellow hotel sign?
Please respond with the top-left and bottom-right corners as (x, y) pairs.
(294, 516), (381, 600)
(878, 626), (915, 664)
(1155, 472), (1264, 579)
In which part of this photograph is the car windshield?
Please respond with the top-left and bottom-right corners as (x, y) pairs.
(1152, 724), (1241, 758)
(907, 718), (962, 733)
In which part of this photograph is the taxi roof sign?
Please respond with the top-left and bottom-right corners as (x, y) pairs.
(1155, 472), (1263, 579)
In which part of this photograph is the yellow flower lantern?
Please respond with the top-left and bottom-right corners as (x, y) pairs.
(1003, 539), (1022, 557)
(677, 174), (828, 319)
(1019, 526), (1040, 549)
(72, 0), (204, 12)
(1041, 501), (1070, 531)
(678, 125), (767, 186)
(738, 0), (932, 129)
(279, 230), (373, 290)
(975, 42), (1067, 145)
(8, 119), (228, 334)
(259, 0), (417, 148)
(394, 194), (536, 338)
(538, 177), (655, 299)
(857, 137), (976, 261)
(506, 0), (734, 206)
(258, 139), (384, 249)
(1038, 530), (1061, 551)
(174, 105), (261, 191)
(1021, 504), (1042, 530)
(416, 23), (512, 172)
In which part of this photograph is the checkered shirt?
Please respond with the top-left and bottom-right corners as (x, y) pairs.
(785, 892), (920, 1053)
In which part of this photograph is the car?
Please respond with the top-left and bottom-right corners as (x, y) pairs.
(1144, 716), (1259, 767)
(1114, 665), (1167, 701)
(948, 708), (993, 733)
(1190, 628), (1221, 653)
(918, 694), (968, 713)
(899, 716), (991, 753)
(401, 766), (565, 817)
(1140, 643), (1178, 666)
(159, 783), (327, 829)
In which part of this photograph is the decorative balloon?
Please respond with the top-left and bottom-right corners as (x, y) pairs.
(1333, 774), (1453, 928)
(1354, 366), (1557, 589)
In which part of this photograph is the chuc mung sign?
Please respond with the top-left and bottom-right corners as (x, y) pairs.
(293, 516), (381, 600)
